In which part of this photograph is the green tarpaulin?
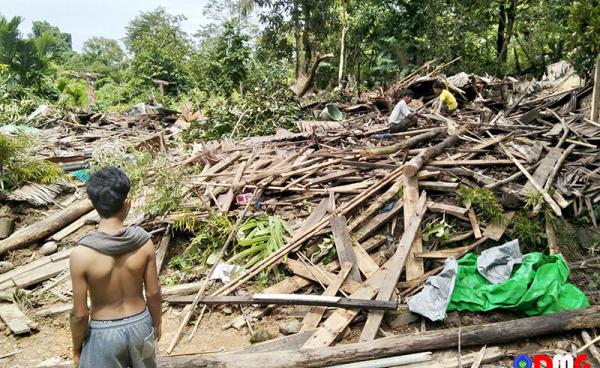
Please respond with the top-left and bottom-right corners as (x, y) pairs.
(448, 252), (589, 316)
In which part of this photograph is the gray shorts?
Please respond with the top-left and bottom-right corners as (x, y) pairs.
(80, 308), (157, 368)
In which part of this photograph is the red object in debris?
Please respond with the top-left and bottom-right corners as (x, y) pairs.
(236, 193), (253, 205)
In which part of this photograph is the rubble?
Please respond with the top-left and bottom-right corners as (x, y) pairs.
(1, 60), (600, 366)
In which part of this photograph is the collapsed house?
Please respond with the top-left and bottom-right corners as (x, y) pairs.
(1, 60), (600, 367)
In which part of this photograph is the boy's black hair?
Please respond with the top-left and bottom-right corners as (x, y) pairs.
(399, 89), (414, 98)
(87, 166), (131, 218)
(432, 81), (446, 90)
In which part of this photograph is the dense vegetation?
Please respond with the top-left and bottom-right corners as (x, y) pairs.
(1, 0), (599, 137)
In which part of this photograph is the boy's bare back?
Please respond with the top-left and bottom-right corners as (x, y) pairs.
(70, 240), (155, 320)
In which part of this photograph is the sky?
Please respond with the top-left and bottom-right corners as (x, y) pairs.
(1, 0), (212, 51)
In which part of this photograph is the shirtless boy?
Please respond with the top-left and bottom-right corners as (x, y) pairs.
(70, 166), (161, 368)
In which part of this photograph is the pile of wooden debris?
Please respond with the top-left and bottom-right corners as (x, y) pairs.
(1, 60), (600, 367)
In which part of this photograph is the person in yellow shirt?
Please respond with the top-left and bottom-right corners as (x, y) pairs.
(433, 81), (457, 116)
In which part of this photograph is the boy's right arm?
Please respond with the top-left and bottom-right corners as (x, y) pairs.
(143, 241), (162, 340)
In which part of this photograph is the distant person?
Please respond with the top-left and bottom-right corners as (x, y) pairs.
(432, 81), (457, 116)
(70, 166), (161, 368)
(388, 89), (419, 133)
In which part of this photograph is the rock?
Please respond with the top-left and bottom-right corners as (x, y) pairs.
(0, 261), (15, 274)
(39, 241), (58, 256)
(279, 319), (302, 335)
(222, 306), (233, 315)
(250, 328), (274, 344)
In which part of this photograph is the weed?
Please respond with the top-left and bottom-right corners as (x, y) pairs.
(524, 192), (544, 210)
(458, 185), (504, 224)
(143, 166), (188, 217)
(91, 148), (152, 193)
(173, 212), (203, 233)
(422, 216), (453, 244)
(506, 211), (546, 252)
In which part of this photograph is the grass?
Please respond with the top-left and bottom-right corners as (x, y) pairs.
(506, 211), (546, 253)
(458, 185), (504, 225)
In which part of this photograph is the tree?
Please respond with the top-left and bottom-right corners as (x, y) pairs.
(82, 37), (125, 73)
(31, 20), (72, 57)
(566, 0), (600, 75)
(125, 7), (192, 94)
(0, 15), (55, 90)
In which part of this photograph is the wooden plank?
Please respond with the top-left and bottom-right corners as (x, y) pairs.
(35, 303), (71, 317)
(156, 229), (171, 272)
(302, 261), (390, 348)
(330, 215), (362, 282)
(349, 179), (403, 231)
(427, 202), (468, 217)
(418, 181), (459, 192)
(482, 212), (515, 241)
(467, 208), (482, 239)
(0, 303), (31, 334)
(359, 192), (427, 342)
(520, 147), (563, 196)
(354, 200), (404, 242)
(305, 169), (356, 186)
(352, 243), (379, 278)
(233, 332), (314, 354)
(403, 176), (424, 280)
(50, 210), (96, 241)
(301, 263), (353, 331)
(164, 294), (397, 311)
(292, 198), (331, 242)
(12, 258), (69, 288)
(284, 259), (360, 295)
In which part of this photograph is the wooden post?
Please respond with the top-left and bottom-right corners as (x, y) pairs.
(591, 57), (600, 124)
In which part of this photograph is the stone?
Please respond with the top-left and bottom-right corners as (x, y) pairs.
(0, 261), (15, 274)
(39, 241), (58, 256)
(278, 319), (302, 335)
(250, 328), (274, 344)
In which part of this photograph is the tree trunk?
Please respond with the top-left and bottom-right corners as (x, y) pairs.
(0, 200), (93, 255)
(297, 53), (334, 98)
(293, 3), (301, 79)
(337, 0), (348, 89)
(497, 1), (506, 59)
(160, 306), (600, 368)
(404, 125), (470, 177)
(360, 128), (446, 158)
(498, 0), (517, 64)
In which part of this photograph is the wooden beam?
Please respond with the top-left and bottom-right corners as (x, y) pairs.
(301, 263), (353, 331)
(359, 192), (427, 342)
(354, 200), (404, 242)
(164, 293), (397, 311)
(403, 176), (424, 280)
(331, 216), (362, 282)
(156, 228), (171, 272)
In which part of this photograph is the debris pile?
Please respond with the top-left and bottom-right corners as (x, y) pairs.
(1, 60), (600, 367)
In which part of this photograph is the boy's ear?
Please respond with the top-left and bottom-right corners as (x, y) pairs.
(124, 199), (131, 213)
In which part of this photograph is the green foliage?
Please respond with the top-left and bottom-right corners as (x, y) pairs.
(507, 211), (546, 252)
(143, 167), (187, 217)
(169, 212), (232, 271)
(422, 216), (452, 244)
(0, 134), (63, 191)
(56, 77), (87, 109)
(91, 149), (153, 193)
(125, 7), (191, 96)
(458, 186), (504, 224)
(228, 215), (292, 269)
(566, 0), (600, 75)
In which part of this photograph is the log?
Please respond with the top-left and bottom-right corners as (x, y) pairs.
(50, 210), (96, 242)
(404, 125), (470, 177)
(0, 199), (94, 255)
(161, 306), (600, 368)
(360, 128), (446, 158)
